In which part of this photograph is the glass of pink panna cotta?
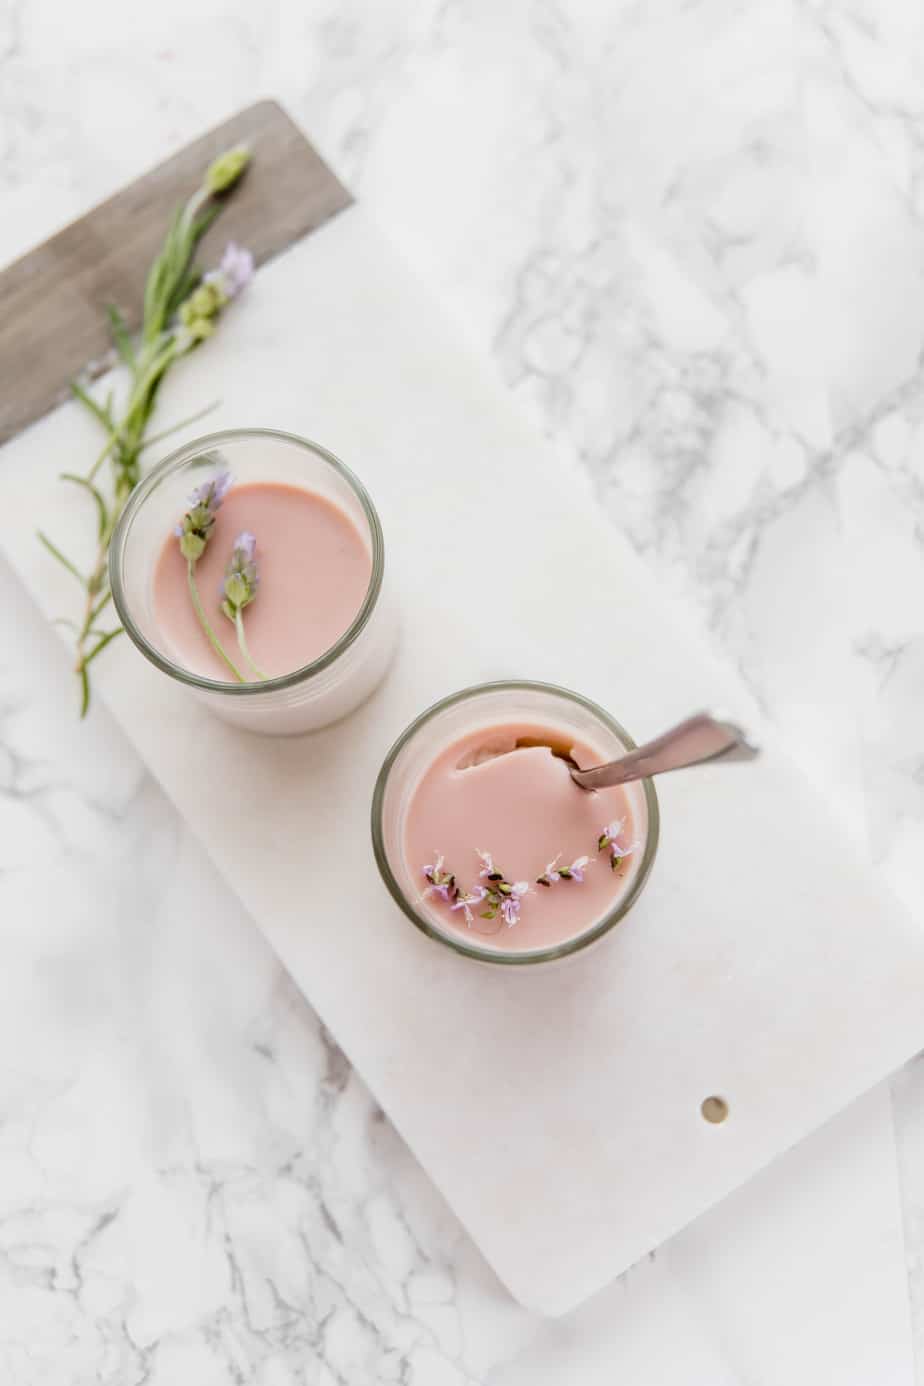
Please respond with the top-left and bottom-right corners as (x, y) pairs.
(372, 682), (660, 965)
(110, 429), (396, 734)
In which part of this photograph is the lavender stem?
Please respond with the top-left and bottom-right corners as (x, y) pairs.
(186, 560), (246, 681)
(234, 609), (267, 681)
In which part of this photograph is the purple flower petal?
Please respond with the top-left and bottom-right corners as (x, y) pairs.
(501, 894), (523, 927)
(476, 849), (496, 878)
(219, 242), (254, 296)
(189, 470), (232, 513)
(569, 855), (590, 882)
(235, 530), (256, 561)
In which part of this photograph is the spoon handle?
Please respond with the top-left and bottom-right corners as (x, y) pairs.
(572, 713), (759, 790)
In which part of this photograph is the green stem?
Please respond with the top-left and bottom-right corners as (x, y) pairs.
(187, 561), (246, 681)
(86, 433), (118, 483)
(183, 185), (210, 227)
(234, 609), (267, 681)
(72, 502), (123, 714)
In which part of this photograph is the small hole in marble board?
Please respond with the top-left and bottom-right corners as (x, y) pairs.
(701, 1096), (729, 1124)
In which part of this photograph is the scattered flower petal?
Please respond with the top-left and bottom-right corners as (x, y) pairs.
(537, 854), (562, 887)
(422, 854), (458, 904)
(500, 883), (529, 928)
(477, 849), (499, 879)
(451, 886), (488, 927)
(567, 855), (591, 883)
(599, 819), (639, 867)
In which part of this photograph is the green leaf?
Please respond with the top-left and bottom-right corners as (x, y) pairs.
(85, 433), (118, 484)
(169, 267), (200, 315)
(106, 304), (136, 367)
(192, 203), (222, 240)
(37, 531), (86, 588)
(70, 379), (114, 434)
(143, 207), (184, 341)
(60, 473), (109, 540)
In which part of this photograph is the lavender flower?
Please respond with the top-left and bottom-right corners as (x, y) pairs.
(217, 529), (267, 681)
(422, 851), (526, 930)
(598, 819), (640, 870)
(220, 530), (259, 618)
(474, 851), (531, 927)
(536, 855), (562, 887)
(499, 881), (529, 927)
(175, 470), (232, 561)
(477, 849), (502, 881)
(422, 855), (459, 905)
(191, 471), (232, 509)
(451, 886), (488, 927)
(178, 242), (254, 348)
(537, 853), (591, 887)
(176, 469), (247, 681)
(205, 242), (254, 298)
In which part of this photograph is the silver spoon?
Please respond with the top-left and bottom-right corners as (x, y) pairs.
(518, 712), (759, 791)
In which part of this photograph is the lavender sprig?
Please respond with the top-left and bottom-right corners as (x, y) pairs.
(220, 530), (266, 680)
(176, 471), (246, 682)
(38, 146), (253, 716)
(597, 819), (640, 871)
(175, 471), (233, 559)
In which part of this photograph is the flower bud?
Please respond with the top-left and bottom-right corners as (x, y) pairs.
(206, 145), (250, 194)
(180, 532), (206, 561)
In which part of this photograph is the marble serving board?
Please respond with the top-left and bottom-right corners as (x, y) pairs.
(4, 166), (924, 1319)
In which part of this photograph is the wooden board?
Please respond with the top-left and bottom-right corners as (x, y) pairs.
(0, 101), (351, 444)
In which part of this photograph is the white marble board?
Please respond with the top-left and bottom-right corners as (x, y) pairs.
(1, 203), (923, 1317)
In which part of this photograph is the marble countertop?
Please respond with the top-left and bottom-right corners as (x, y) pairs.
(3, 1), (924, 1382)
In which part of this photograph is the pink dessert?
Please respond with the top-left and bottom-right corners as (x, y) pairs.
(403, 722), (645, 953)
(152, 480), (372, 680)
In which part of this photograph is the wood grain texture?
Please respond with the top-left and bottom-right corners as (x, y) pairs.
(0, 100), (351, 444)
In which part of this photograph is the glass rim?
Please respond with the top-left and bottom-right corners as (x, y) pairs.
(370, 679), (661, 966)
(109, 427), (386, 696)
